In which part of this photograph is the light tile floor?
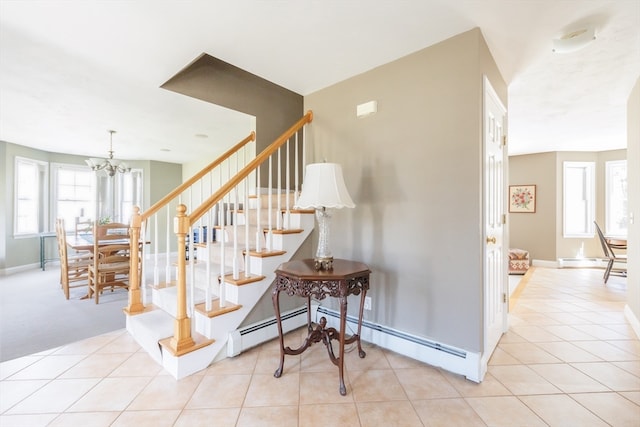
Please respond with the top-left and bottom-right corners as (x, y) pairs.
(1, 267), (638, 426)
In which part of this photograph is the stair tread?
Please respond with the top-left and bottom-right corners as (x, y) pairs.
(221, 273), (266, 286)
(195, 300), (242, 318)
(246, 249), (287, 258)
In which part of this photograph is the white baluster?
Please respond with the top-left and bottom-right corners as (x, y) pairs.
(277, 147), (282, 230)
(204, 205), (212, 312)
(256, 165), (262, 252)
(165, 206), (171, 285)
(285, 138), (291, 229)
(267, 157), (273, 251)
(244, 176), (250, 278)
(219, 200), (226, 308)
(233, 185), (239, 280)
(153, 214), (159, 287)
(295, 132), (299, 204)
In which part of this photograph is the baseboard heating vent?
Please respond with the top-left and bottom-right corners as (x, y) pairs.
(240, 307), (307, 336)
(316, 306), (467, 359)
(557, 258), (604, 268)
(227, 306), (310, 357)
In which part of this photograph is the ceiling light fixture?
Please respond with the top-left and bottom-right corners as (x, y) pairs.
(85, 130), (131, 177)
(552, 27), (596, 53)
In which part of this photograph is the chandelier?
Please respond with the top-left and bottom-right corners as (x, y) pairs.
(85, 130), (131, 177)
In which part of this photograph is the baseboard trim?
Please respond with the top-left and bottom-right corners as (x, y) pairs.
(225, 303), (482, 382)
(532, 259), (558, 268)
(0, 263), (42, 276)
(316, 306), (482, 382)
(624, 305), (640, 340)
(557, 258), (607, 268)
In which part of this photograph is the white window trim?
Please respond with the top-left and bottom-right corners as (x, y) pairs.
(563, 161), (595, 238)
(14, 156), (49, 237)
(605, 159), (628, 238)
(50, 162), (95, 231)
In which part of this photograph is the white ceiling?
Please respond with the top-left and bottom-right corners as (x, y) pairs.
(1, 1), (638, 164)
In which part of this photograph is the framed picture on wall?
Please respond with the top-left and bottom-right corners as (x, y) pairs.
(509, 185), (536, 213)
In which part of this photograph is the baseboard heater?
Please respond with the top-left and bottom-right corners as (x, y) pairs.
(316, 306), (466, 359)
(227, 303), (480, 382)
(227, 306), (311, 357)
(557, 258), (605, 268)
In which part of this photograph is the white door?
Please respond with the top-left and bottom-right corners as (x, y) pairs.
(483, 76), (508, 371)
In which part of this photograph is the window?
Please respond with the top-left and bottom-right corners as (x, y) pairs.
(118, 169), (143, 224)
(51, 163), (95, 232)
(14, 157), (48, 236)
(563, 161), (595, 237)
(605, 160), (627, 237)
(94, 169), (143, 224)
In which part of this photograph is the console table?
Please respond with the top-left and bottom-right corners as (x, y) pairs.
(39, 231), (58, 270)
(271, 258), (370, 395)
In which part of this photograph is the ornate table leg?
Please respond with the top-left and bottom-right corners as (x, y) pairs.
(338, 295), (348, 396)
(357, 289), (367, 358)
(272, 286), (285, 378)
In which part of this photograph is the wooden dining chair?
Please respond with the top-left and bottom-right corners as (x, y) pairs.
(594, 221), (627, 283)
(87, 222), (132, 304)
(55, 218), (92, 299)
(74, 217), (93, 237)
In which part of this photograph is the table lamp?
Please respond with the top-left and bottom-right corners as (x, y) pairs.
(295, 162), (355, 270)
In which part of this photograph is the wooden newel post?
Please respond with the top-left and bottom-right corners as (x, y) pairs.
(124, 206), (144, 314)
(167, 204), (195, 354)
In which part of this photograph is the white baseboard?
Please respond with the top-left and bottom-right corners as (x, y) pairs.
(532, 259), (557, 268)
(624, 305), (640, 339)
(316, 306), (482, 383)
(226, 303), (482, 382)
(557, 258), (607, 268)
(0, 262), (42, 276)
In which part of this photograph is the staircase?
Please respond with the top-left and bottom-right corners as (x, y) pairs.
(123, 112), (314, 379)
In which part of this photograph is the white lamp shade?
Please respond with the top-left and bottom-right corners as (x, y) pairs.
(295, 163), (355, 209)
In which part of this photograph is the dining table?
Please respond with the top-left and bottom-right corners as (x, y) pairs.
(66, 234), (131, 252)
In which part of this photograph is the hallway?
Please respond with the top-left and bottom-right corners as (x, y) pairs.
(0, 267), (638, 426)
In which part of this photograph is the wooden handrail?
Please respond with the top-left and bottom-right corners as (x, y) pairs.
(189, 111), (313, 224)
(140, 131), (255, 221)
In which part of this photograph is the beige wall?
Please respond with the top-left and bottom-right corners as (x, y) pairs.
(626, 78), (640, 328)
(508, 152), (557, 260)
(304, 28), (506, 353)
(161, 54), (303, 186)
(509, 149), (627, 261)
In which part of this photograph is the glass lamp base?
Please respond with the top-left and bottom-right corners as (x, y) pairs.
(314, 208), (334, 270)
(314, 256), (333, 270)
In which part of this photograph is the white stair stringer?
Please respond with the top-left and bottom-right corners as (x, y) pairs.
(126, 210), (314, 379)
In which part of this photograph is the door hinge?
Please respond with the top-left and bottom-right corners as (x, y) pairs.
(502, 135), (507, 146)
(503, 293), (507, 303)
(502, 214), (507, 225)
